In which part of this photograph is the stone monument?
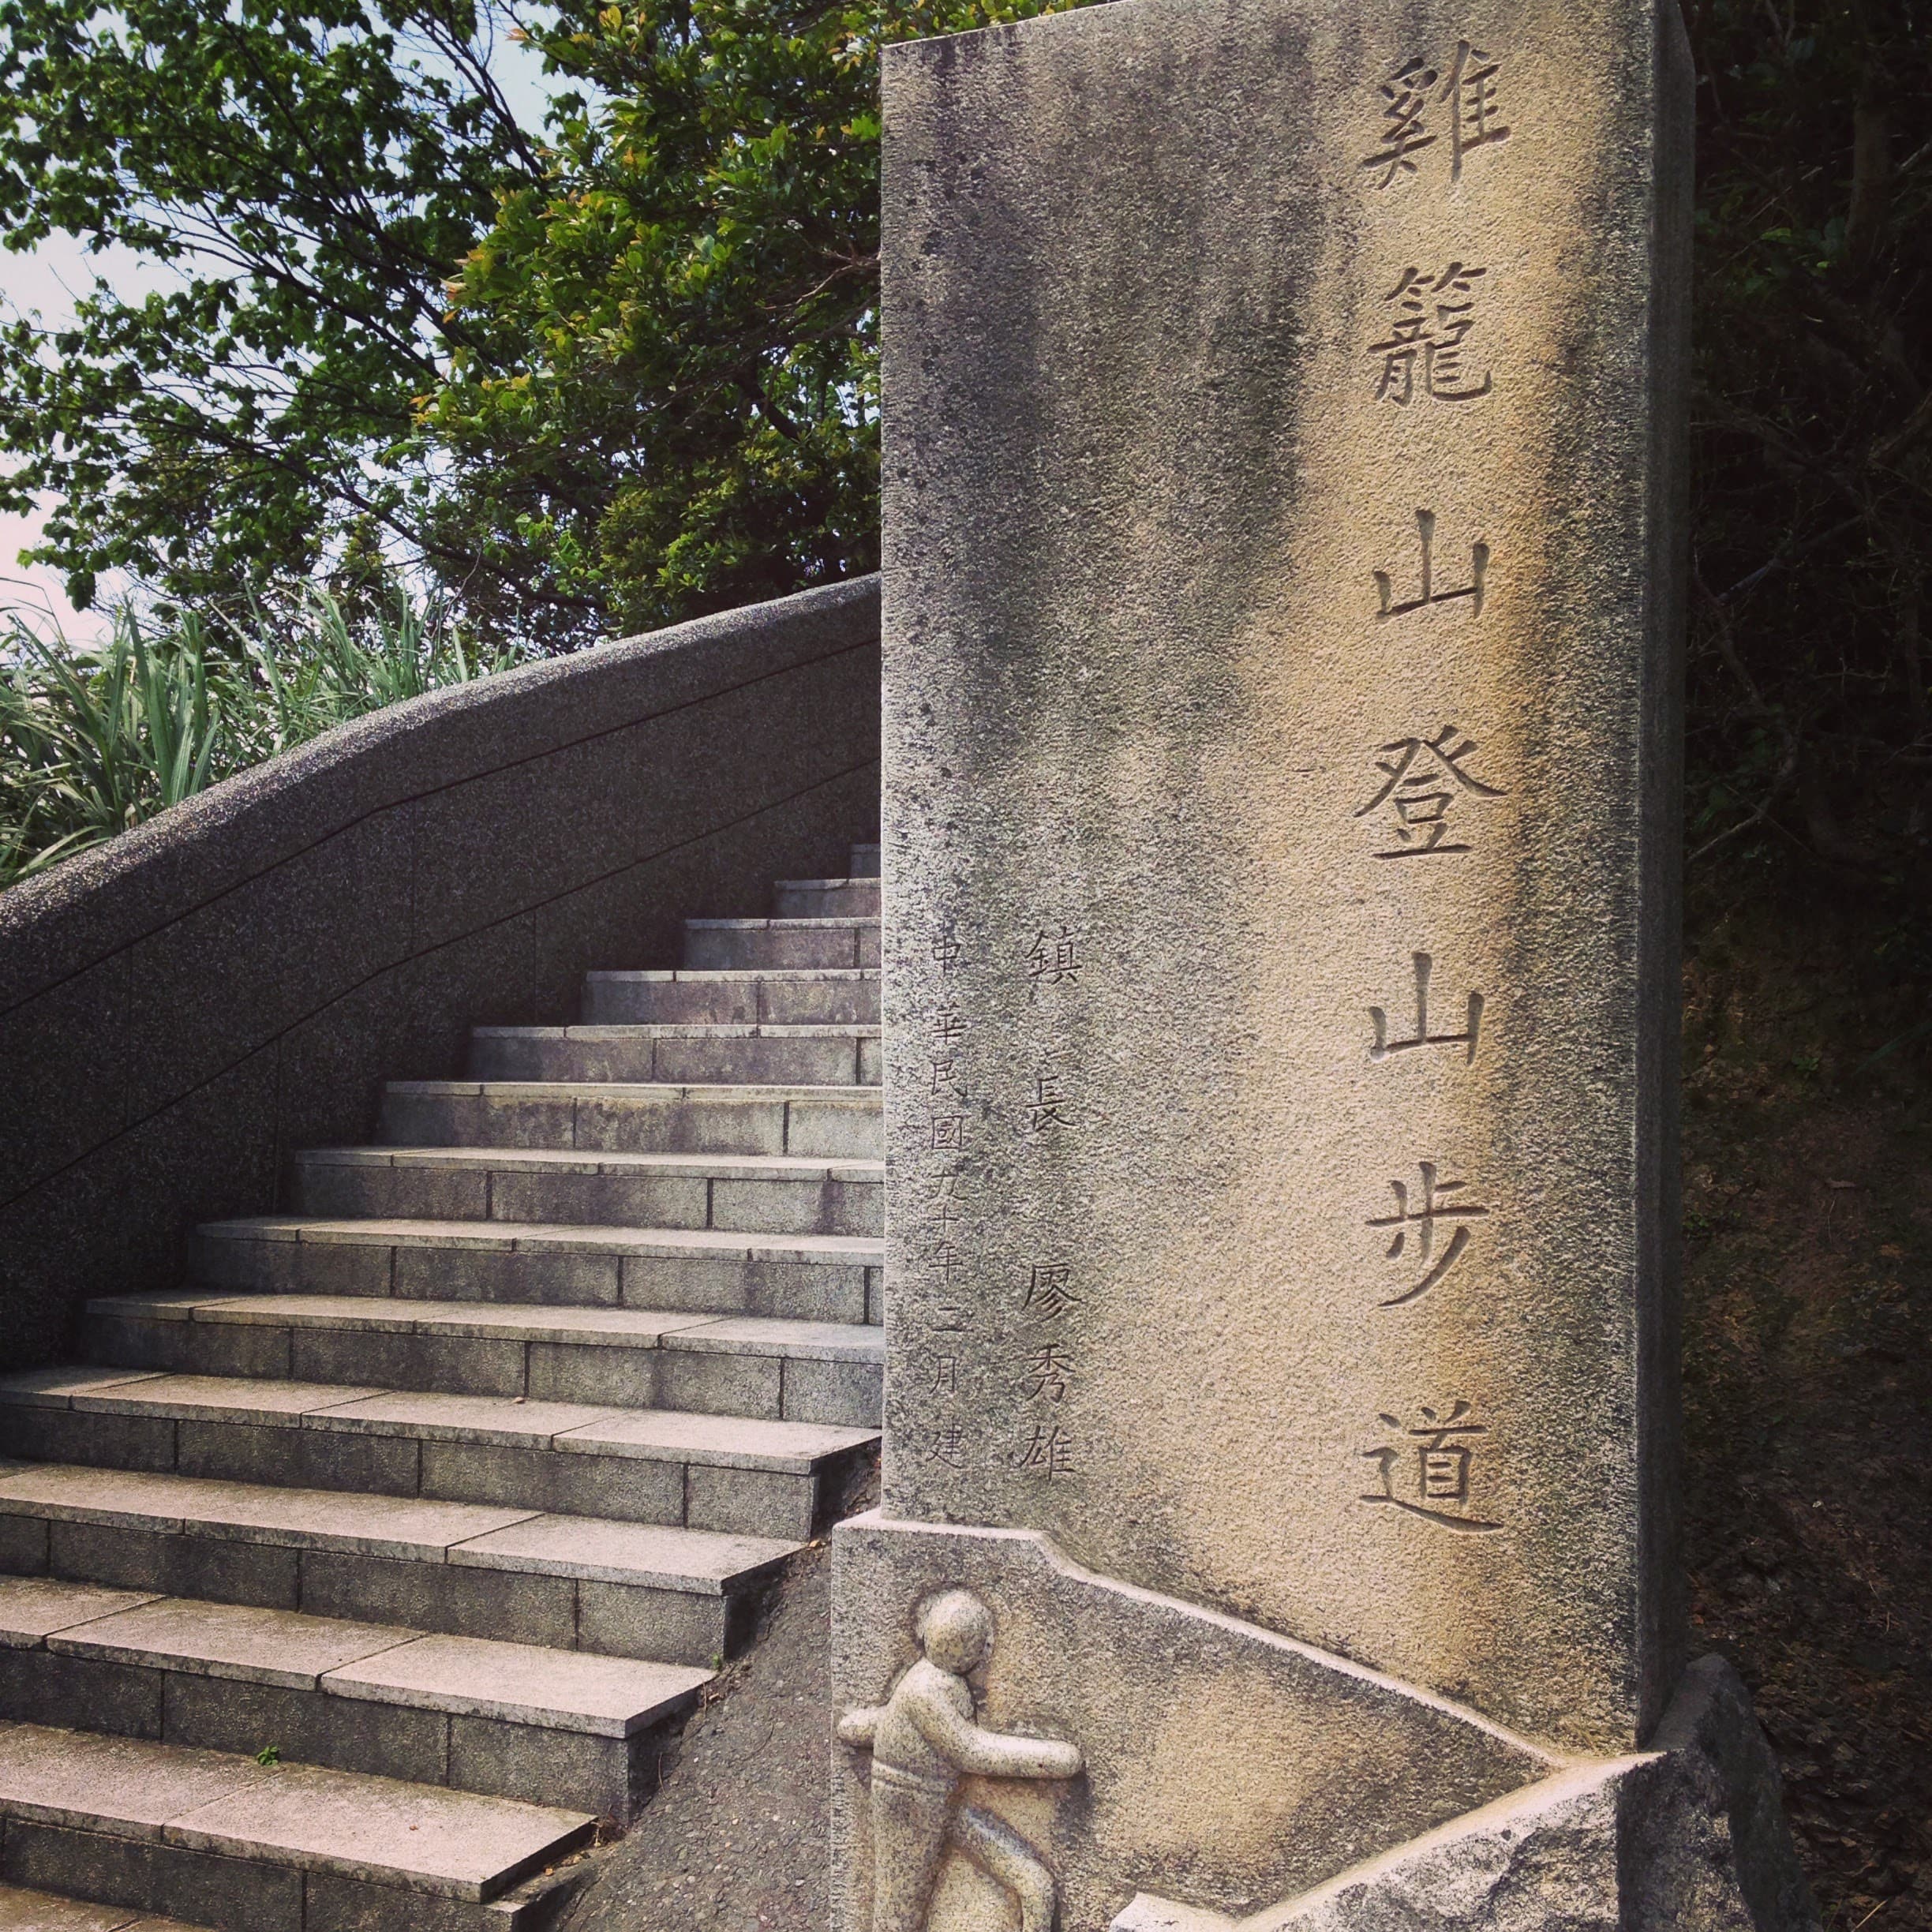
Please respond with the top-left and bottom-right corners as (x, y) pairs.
(834, 0), (1818, 1925)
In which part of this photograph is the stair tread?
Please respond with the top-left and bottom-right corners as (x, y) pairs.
(195, 1216), (881, 1262)
(384, 1079), (879, 1101)
(0, 1878), (204, 1928)
(299, 1147), (882, 1179)
(584, 968), (878, 983)
(2, 1582), (710, 1729)
(473, 1024), (878, 1039)
(0, 1720), (593, 1900)
(0, 1465), (798, 1589)
(683, 917), (875, 930)
(89, 1292), (883, 1357)
(0, 1577), (163, 1644)
(4, 1370), (878, 1466)
(29, 1585), (420, 1687)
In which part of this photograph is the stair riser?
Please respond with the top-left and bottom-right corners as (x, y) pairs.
(0, 1410), (836, 1541)
(292, 1163), (884, 1238)
(2, 1818), (579, 1930)
(680, 926), (880, 971)
(466, 1035), (882, 1087)
(0, 1649), (668, 1824)
(380, 1091), (882, 1161)
(88, 1318), (884, 1428)
(772, 882), (880, 918)
(0, 1515), (754, 1669)
(189, 1234), (878, 1324)
(582, 976), (880, 1024)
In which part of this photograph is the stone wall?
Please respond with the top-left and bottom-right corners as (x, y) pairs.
(0, 578), (881, 1371)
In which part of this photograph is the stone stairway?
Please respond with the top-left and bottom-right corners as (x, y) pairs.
(0, 844), (884, 1931)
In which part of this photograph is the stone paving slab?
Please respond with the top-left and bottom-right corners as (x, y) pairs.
(660, 1319), (884, 1364)
(196, 1219), (882, 1263)
(312, 1391), (627, 1446)
(474, 1025), (880, 1042)
(163, 1752), (593, 1899)
(0, 1578), (162, 1647)
(585, 970), (878, 983)
(301, 1148), (882, 1181)
(0, 1370), (163, 1411)
(47, 1597), (420, 1690)
(0, 1465), (537, 1557)
(65, 1376), (380, 1424)
(553, 1410), (877, 1473)
(0, 1723), (265, 1840)
(321, 1633), (711, 1737)
(382, 1081), (880, 1103)
(448, 1515), (796, 1593)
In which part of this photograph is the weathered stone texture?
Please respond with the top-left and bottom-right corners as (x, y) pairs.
(1109, 1656), (1819, 1932)
(879, 0), (1692, 1754)
(833, 1517), (1556, 1932)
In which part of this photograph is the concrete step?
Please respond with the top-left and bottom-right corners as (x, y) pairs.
(0, 1720), (595, 1927)
(770, 878), (880, 919)
(848, 841), (880, 878)
(380, 1082), (882, 1161)
(680, 919), (878, 972)
(292, 1148), (883, 1237)
(466, 1025), (882, 1088)
(0, 1881), (206, 1927)
(86, 1295), (884, 1425)
(185, 1218), (882, 1324)
(0, 1463), (797, 1667)
(582, 970), (880, 1027)
(0, 1577), (708, 1824)
(0, 1370), (877, 1541)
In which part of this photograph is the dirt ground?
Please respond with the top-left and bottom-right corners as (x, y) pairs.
(1680, 906), (1932, 1930)
(567, 912), (1931, 1932)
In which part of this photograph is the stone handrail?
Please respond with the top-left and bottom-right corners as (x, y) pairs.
(0, 578), (882, 1370)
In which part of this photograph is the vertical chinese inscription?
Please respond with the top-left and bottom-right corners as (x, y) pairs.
(1352, 30), (1518, 1533)
(920, 922), (976, 1473)
(1014, 923), (1086, 1481)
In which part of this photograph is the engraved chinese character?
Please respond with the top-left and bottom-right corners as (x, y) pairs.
(1354, 724), (1505, 859)
(1025, 926), (1081, 987)
(930, 1003), (968, 1043)
(1028, 1054), (1076, 1136)
(1360, 54), (1439, 186)
(930, 1241), (968, 1290)
(1361, 1402), (1500, 1530)
(1018, 1343), (1073, 1402)
(932, 1304), (969, 1334)
(928, 1354), (959, 1395)
(1359, 45), (1510, 189)
(932, 1422), (967, 1468)
(1441, 40), (1511, 179)
(1370, 952), (1484, 1062)
(928, 1112), (968, 1151)
(1367, 264), (1493, 405)
(1366, 1160), (1490, 1305)
(931, 927), (963, 974)
(1016, 1424), (1076, 1478)
(1022, 1264), (1081, 1322)
(1374, 509), (1488, 620)
(929, 1054), (969, 1100)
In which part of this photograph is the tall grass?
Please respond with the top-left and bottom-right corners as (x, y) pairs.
(0, 593), (521, 889)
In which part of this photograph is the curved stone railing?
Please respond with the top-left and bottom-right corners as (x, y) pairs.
(0, 578), (881, 1370)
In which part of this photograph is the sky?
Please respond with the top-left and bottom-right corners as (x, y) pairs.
(0, 21), (557, 642)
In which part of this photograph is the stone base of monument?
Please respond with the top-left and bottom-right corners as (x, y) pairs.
(832, 1517), (1817, 1932)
